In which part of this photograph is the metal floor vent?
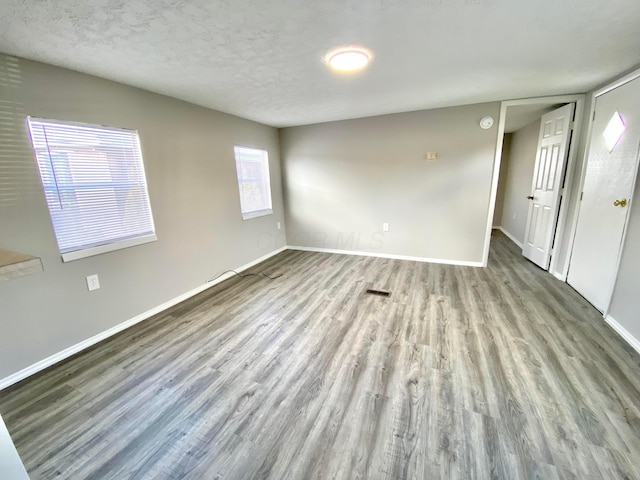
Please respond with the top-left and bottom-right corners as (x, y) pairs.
(366, 288), (391, 297)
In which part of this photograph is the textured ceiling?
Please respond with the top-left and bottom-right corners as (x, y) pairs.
(1, 1), (640, 127)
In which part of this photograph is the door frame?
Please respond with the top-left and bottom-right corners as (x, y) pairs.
(483, 94), (586, 279)
(565, 67), (640, 316)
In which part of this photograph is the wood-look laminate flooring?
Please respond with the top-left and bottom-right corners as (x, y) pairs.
(1, 231), (640, 479)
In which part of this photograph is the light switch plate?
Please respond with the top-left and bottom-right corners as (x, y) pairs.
(383, 223), (390, 232)
(87, 274), (100, 291)
(425, 152), (438, 161)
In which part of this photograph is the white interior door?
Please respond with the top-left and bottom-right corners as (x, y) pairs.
(522, 103), (575, 269)
(567, 76), (640, 312)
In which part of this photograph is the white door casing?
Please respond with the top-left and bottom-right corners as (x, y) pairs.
(523, 103), (575, 269)
(567, 76), (640, 313)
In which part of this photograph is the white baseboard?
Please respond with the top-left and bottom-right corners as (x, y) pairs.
(604, 314), (640, 355)
(286, 245), (483, 267)
(0, 246), (287, 391)
(494, 226), (523, 249)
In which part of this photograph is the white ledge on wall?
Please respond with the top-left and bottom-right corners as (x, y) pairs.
(0, 248), (43, 282)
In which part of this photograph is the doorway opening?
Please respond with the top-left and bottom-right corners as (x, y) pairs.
(483, 95), (586, 280)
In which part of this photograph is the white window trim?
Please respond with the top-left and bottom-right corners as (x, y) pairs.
(233, 146), (273, 221)
(61, 234), (158, 262)
(241, 208), (273, 221)
(27, 117), (157, 262)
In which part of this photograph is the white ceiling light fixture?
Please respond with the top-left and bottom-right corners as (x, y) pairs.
(325, 47), (372, 72)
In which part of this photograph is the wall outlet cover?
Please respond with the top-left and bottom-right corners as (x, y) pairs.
(87, 274), (100, 291)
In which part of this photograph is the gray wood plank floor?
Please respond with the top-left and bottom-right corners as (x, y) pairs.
(1, 231), (640, 479)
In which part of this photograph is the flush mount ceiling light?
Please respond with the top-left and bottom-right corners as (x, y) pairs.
(325, 47), (371, 72)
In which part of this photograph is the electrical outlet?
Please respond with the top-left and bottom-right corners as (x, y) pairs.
(277, 221), (281, 230)
(383, 223), (390, 232)
(86, 274), (100, 292)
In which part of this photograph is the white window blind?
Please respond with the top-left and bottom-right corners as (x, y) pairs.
(233, 146), (273, 220)
(27, 117), (157, 262)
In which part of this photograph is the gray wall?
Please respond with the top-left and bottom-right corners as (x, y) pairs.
(280, 103), (500, 263)
(0, 55), (286, 380)
(493, 133), (512, 226)
(498, 119), (541, 244)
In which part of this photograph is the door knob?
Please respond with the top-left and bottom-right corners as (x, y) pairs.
(614, 199), (628, 207)
(526, 195), (534, 200)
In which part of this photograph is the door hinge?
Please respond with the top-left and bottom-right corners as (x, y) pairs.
(580, 191), (584, 201)
(568, 121), (574, 130)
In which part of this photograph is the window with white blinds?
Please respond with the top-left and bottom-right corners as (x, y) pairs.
(27, 117), (157, 262)
(233, 146), (273, 220)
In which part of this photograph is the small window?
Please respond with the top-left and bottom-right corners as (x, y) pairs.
(233, 146), (273, 220)
(27, 117), (157, 262)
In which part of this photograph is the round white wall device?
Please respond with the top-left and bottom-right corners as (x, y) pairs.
(480, 116), (494, 129)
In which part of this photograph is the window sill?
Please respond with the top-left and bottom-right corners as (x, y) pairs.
(241, 209), (273, 220)
(61, 234), (158, 262)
